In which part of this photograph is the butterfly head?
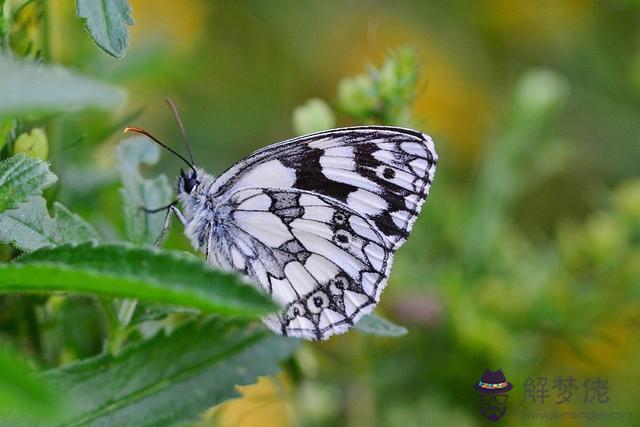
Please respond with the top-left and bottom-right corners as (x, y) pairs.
(178, 168), (200, 195)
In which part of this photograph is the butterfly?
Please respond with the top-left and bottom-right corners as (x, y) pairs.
(125, 115), (437, 340)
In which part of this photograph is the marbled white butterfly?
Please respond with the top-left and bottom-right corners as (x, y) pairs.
(125, 110), (437, 340)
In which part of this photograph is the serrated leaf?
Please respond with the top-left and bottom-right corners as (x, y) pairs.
(0, 196), (100, 251)
(0, 243), (277, 317)
(0, 58), (125, 116)
(118, 136), (173, 245)
(355, 313), (408, 337)
(76, 0), (134, 58)
(44, 319), (299, 427)
(0, 154), (56, 213)
(0, 349), (63, 423)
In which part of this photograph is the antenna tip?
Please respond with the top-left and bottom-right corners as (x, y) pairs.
(123, 126), (145, 135)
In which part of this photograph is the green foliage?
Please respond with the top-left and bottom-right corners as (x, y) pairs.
(0, 58), (125, 116)
(118, 136), (173, 245)
(0, 155), (98, 251)
(0, 197), (99, 251)
(43, 319), (300, 427)
(76, 0), (134, 58)
(0, 243), (277, 317)
(355, 313), (408, 337)
(0, 117), (15, 152)
(0, 154), (56, 213)
(463, 69), (569, 270)
(336, 47), (420, 126)
(0, 349), (61, 423)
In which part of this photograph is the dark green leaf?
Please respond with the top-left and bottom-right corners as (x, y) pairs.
(118, 136), (173, 245)
(0, 349), (62, 423)
(0, 243), (277, 317)
(0, 58), (125, 115)
(44, 318), (299, 427)
(0, 196), (99, 251)
(355, 313), (408, 337)
(76, 0), (134, 58)
(0, 154), (56, 213)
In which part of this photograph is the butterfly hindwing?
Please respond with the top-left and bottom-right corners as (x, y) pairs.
(213, 187), (393, 340)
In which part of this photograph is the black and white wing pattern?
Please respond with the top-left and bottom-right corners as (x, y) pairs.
(208, 126), (437, 340)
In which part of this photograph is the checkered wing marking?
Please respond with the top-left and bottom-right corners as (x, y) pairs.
(210, 126), (437, 250)
(214, 187), (394, 340)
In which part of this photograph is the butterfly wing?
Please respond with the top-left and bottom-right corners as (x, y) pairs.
(208, 126), (437, 340)
(213, 187), (393, 340)
(210, 126), (437, 250)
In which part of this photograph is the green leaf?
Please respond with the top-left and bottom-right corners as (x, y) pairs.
(118, 136), (173, 245)
(0, 196), (100, 252)
(0, 117), (15, 152)
(0, 154), (56, 213)
(0, 349), (62, 423)
(44, 319), (299, 427)
(0, 243), (277, 317)
(0, 58), (125, 116)
(355, 313), (408, 337)
(76, 0), (134, 58)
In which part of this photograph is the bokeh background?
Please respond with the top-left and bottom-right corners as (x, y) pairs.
(6, 1), (640, 426)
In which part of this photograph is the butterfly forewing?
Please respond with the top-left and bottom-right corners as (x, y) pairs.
(210, 127), (437, 250)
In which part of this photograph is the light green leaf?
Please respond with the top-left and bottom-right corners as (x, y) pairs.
(76, 0), (134, 58)
(0, 154), (56, 213)
(355, 313), (408, 337)
(0, 196), (99, 252)
(118, 136), (173, 245)
(44, 319), (299, 427)
(0, 349), (63, 423)
(0, 243), (277, 317)
(0, 58), (125, 116)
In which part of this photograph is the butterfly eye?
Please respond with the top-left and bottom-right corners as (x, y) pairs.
(181, 171), (198, 194)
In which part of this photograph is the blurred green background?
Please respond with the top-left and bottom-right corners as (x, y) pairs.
(3, 0), (640, 426)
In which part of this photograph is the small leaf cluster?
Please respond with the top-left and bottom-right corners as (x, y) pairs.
(293, 47), (421, 134)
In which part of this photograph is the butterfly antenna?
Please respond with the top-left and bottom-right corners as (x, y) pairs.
(165, 97), (196, 166)
(123, 126), (196, 173)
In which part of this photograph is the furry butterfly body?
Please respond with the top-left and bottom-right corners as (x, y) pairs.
(154, 126), (437, 340)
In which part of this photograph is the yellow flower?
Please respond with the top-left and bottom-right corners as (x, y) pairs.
(203, 375), (295, 427)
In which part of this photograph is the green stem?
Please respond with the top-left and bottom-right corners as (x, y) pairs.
(39, 0), (50, 61)
(0, 0), (11, 54)
(117, 298), (138, 326)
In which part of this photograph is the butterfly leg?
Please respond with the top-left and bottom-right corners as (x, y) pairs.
(151, 204), (187, 247)
(205, 222), (214, 263)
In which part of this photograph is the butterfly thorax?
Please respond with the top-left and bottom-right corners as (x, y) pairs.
(177, 168), (226, 259)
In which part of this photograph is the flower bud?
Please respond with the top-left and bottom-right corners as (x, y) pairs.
(13, 127), (49, 160)
(292, 98), (335, 135)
